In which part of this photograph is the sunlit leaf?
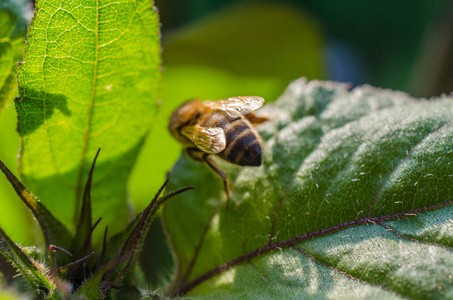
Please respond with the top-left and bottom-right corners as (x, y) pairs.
(163, 79), (453, 298)
(16, 0), (162, 237)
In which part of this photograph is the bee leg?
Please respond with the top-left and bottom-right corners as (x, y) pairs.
(185, 147), (205, 162)
(244, 112), (269, 124)
(202, 154), (231, 209)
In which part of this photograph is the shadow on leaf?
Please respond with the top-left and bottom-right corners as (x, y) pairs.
(15, 88), (71, 135)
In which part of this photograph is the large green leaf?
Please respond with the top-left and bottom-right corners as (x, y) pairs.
(16, 0), (161, 235)
(163, 79), (453, 298)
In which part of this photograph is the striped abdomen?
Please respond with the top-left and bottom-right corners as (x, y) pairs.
(201, 111), (262, 166)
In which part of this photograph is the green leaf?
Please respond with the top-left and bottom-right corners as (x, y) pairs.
(74, 258), (121, 300)
(107, 180), (193, 285)
(0, 226), (55, 296)
(139, 217), (176, 289)
(71, 149), (99, 257)
(0, 159), (72, 248)
(163, 79), (453, 298)
(16, 0), (162, 236)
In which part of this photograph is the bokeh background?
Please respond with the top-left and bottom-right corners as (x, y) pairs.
(0, 0), (452, 253)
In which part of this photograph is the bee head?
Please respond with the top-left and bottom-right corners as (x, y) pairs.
(169, 99), (204, 143)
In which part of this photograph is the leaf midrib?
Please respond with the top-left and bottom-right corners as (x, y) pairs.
(75, 0), (100, 222)
(177, 101), (405, 288)
(177, 200), (453, 295)
(270, 104), (394, 242)
(290, 245), (405, 299)
(175, 100), (453, 294)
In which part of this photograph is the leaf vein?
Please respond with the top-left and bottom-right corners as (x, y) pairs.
(366, 121), (453, 218)
(38, 13), (72, 186)
(179, 205), (221, 286)
(269, 105), (396, 243)
(75, 0), (100, 221)
(177, 200), (453, 295)
(377, 221), (453, 251)
(291, 245), (407, 299)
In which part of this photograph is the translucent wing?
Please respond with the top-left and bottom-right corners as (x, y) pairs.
(205, 96), (264, 117)
(181, 125), (226, 154)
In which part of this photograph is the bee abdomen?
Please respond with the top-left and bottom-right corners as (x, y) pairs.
(221, 124), (262, 167)
(234, 138), (261, 166)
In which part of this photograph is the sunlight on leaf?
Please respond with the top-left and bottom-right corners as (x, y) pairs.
(163, 79), (453, 298)
(16, 0), (162, 236)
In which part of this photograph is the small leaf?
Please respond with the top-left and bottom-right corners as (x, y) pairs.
(75, 258), (122, 300)
(163, 79), (453, 298)
(0, 160), (72, 248)
(58, 251), (94, 275)
(110, 180), (194, 285)
(102, 219), (137, 266)
(0, 226), (54, 295)
(71, 149), (100, 257)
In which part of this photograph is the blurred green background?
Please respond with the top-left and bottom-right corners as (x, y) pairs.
(1, 0), (452, 247)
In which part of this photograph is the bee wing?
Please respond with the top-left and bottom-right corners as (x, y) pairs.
(181, 125), (226, 154)
(205, 96), (264, 117)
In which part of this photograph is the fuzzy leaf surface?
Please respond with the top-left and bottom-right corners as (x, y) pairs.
(163, 79), (453, 298)
(16, 0), (161, 235)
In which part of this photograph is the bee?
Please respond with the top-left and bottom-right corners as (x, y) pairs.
(169, 96), (267, 209)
